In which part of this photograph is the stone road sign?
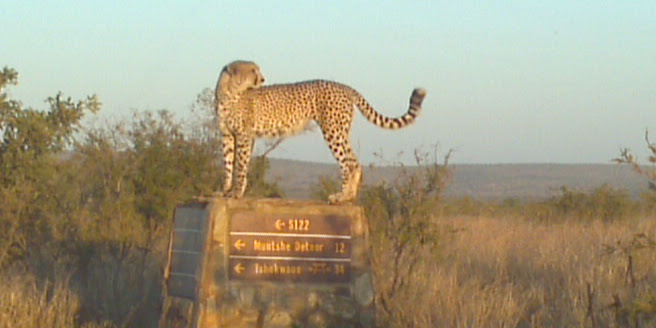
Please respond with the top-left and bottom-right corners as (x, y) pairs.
(160, 198), (375, 328)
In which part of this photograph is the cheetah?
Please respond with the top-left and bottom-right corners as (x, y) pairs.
(215, 60), (426, 204)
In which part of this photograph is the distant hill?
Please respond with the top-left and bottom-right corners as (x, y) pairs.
(266, 158), (650, 201)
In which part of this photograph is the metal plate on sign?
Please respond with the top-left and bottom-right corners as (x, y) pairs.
(166, 204), (209, 299)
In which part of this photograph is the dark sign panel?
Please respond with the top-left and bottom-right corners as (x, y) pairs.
(230, 235), (350, 258)
(229, 213), (352, 283)
(228, 258), (350, 283)
(231, 213), (351, 235)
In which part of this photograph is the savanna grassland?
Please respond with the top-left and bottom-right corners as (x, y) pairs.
(1, 67), (655, 327)
(371, 209), (656, 327)
(358, 157), (656, 328)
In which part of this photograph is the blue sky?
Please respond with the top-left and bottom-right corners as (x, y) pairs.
(1, 1), (655, 164)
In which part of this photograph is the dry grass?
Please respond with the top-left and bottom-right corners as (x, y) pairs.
(0, 274), (113, 328)
(2, 213), (654, 327)
(386, 215), (656, 327)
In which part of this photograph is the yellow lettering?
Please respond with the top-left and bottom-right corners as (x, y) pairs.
(308, 262), (329, 274)
(254, 263), (303, 275)
(287, 219), (310, 231)
(253, 240), (292, 252)
(294, 241), (325, 253)
(334, 242), (346, 254)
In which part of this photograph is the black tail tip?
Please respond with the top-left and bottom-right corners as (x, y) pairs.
(411, 88), (427, 104)
(413, 88), (427, 98)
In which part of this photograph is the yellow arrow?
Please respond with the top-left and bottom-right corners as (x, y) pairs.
(274, 219), (285, 231)
(234, 239), (246, 251)
(234, 263), (245, 274)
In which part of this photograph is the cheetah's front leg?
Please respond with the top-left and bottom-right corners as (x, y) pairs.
(218, 132), (235, 197)
(233, 135), (255, 198)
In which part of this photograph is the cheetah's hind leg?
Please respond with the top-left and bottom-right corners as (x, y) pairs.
(328, 161), (362, 205)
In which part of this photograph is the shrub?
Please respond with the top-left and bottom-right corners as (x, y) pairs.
(311, 147), (452, 326)
(547, 185), (637, 222)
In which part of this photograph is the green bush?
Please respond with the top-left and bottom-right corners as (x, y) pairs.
(439, 185), (648, 223)
(0, 67), (288, 327)
(246, 155), (284, 198)
(547, 185), (637, 222)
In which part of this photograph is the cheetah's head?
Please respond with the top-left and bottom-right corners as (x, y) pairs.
(217, 60), (266, 95)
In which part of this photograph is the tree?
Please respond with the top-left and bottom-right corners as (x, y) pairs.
(0, 66), (100, 270)
(0, 66), (100, 186)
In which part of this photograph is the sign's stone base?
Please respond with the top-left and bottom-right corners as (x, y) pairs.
(162, 198), (375, 328)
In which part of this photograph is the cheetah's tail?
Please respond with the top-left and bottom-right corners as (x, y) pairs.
(353, 88), (426, 130)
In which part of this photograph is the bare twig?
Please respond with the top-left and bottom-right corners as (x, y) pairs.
(614, 129), (656, 189)
(260, 138), (284, 158)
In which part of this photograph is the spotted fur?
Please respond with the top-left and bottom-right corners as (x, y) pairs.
(216, 60), (426, 204)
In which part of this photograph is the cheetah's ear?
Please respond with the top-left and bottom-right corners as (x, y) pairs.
(217, 65), (233, 92)
(223, 63), (237, 77)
